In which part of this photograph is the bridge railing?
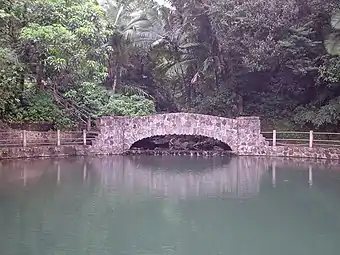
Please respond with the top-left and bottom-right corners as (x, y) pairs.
(2, 129), (339, 149)
(0, 130), (99, 148)
(261, 130), (340, 148)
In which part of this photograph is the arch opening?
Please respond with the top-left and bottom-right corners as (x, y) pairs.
(129, 135), (232, 152)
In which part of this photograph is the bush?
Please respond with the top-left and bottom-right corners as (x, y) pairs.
(5, 90), (74, 128)
(65, 82), (156, 117)
(101, 94), (156, 116)
(192, 90), (239, 117)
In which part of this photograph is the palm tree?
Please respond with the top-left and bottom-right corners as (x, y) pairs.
(151, 2), (221, 106)
(99, 0), (162, 92)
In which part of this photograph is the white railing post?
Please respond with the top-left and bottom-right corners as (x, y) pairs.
(23, 130), (27, 147)
(272, 130), (276, 147)
(309, 130), (313, 148)
(83, 130), (87, 145)
(308, 165), (313, 187)
(57, 130), (61, 146)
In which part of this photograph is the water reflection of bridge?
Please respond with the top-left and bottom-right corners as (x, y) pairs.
(88, 156), (270, 198)
(0, 156), (323, 198)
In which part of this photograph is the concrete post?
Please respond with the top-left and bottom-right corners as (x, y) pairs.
(309, 131), (313, 148)
(57, 130), (61, 146)
(23, 130), (27, 147)
(272, 130), (276, 147)
(83, 130), (87, 145)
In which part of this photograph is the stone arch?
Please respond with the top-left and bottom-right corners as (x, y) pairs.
(128, 134), (233, 151)
(122, 113), (239, 152)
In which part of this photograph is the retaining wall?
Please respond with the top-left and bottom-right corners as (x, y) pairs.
(0, 146), (89, 160)
(261, 146), (340, 161)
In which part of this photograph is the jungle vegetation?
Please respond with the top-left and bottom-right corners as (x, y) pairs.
(1, 0), (340, 130)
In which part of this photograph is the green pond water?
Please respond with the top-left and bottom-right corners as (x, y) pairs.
(0, 155), (340, 255)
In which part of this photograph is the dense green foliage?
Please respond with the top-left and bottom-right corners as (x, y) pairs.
(1, 0), (340, 130)
(65, 82), (155, 117)
(0, 0), (155, 128)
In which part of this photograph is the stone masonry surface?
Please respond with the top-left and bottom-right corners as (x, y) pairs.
(0, 145), (90, 160)
(91, 113), (268, 155)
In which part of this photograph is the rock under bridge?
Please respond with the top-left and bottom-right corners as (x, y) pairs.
(91, 113), (268, 155)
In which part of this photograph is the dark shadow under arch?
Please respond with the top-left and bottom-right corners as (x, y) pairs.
(129, 135), (232, 151)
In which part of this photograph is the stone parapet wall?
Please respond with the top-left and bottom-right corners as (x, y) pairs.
(92, 113), (268, 155)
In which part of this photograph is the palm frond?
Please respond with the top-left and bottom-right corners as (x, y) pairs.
(134, 29), (163, 41)
(332, 9), (340, 30)
(125, 15), (151, 30)
(325, 32), (340, 55)
(181, 52), (196, 60)
(202, 57), (214, 72)
(165, 59), (197, 78)
(120, 84), (154, 99)
(151, 38), (168, 48)
(179, 42), (202, 50)
(113, 5), (124, 26)
(122, 28), (135, 41)
(99, 0), (120, 23)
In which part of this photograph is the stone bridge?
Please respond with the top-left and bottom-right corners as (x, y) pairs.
(92, 113), (268, 155)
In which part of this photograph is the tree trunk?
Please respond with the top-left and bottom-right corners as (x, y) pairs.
(107, 52), (115, 91)
(112, 74), (117, 92)
(53, 83), (58, 102)
(36, 62), (44, 91)
(214, 69), (219, 90)
(180, 65), (190, 107)
(17, 72), (25, 103)
(112, 66), (120, 93)
(237, 95), (244, 115)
